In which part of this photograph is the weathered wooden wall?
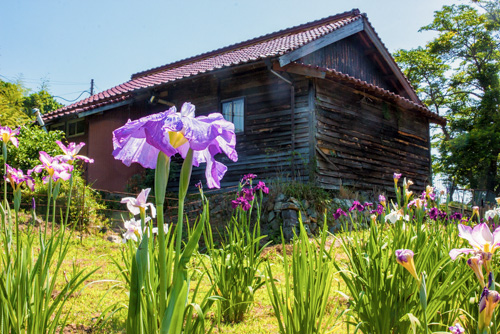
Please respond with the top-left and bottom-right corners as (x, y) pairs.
(87, 63), (315, 191)
(313, 78), (430, 193)
(299, 34), (396, 92)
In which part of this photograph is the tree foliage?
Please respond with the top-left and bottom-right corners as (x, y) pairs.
(0, 80), (62, 128)
(394, 3), (500, 193)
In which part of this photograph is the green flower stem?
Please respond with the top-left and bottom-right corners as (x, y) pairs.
(52, 181), (61, 233)
(175, 149), (193, 271)
(13, 188), (20, 254)
(419, 273), (428, 334)
(45, 178), (53, 240)
(3, 142), (7, 209)
(155, 152), (170, 320)
(64, 169), (75, 226)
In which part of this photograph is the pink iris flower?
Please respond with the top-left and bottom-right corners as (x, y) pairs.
(5, 164), (35, 191)
(55, 140), (94, 164)
(0, 126), (20, 147)
(121, 188), (156, 218)
(449, 223), (500, 260)
(112, 102), (237, 189)
(30, 151), (73, 184)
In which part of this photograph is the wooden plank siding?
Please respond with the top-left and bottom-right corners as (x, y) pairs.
(298, 34), (396, 93)
(313, 79), (430, 193)
(148, 64), (314, 189)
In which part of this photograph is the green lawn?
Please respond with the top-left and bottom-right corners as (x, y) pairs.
(54, 229), (351, 333)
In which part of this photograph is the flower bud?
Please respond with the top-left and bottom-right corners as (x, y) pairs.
(467, 255), (485, 288)
(479, 288), (500, 331)
(395, 249), (419, 281)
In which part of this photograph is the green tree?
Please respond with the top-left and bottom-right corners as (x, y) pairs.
(0, 80), (62, 128)
(395, 4), (500, 193)
(24, 88), (62, 115)
(0, 80), (31, 127)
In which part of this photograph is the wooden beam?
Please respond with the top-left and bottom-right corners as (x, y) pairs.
(362, 21), (420, 104)
(274, 62), (326, 79)
(279, 18), (364, 67)
(78, 99), (133, 118)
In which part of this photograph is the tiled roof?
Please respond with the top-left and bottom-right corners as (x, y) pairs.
(44, 9), (441, 124)
(44, 9), (363, 121)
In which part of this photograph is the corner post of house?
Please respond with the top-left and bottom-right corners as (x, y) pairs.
(308, 79), (317, 184)
(428, 120), (433, 186)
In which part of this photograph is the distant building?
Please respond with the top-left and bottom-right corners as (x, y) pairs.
(43, 9), (445, 193)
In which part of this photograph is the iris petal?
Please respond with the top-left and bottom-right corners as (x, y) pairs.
(472, 223), (494, 247)
(449, 248), (476, 260)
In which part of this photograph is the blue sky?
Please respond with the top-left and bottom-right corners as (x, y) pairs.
(1, 0), (460, 105)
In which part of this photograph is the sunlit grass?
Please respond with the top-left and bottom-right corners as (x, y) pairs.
(33, 228), (352, 333)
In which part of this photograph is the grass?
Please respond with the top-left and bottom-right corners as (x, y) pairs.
(22, 225), (352, 333)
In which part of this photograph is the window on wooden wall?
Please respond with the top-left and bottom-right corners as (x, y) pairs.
(67, 119), (85, 137)
(49, 122), (65, 133)
(222, 98), (244, 133)
(49, 119), (86, 137)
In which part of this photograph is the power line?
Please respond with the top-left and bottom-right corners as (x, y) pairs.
(53, 90), (91, 103)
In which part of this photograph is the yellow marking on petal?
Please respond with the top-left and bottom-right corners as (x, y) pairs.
(485, 244), (491, 253)
(2, 133), (9, 143)
(169, 131), (188, 149)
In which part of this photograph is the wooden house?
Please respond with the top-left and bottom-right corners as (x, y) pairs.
(43, 9), (445, 193)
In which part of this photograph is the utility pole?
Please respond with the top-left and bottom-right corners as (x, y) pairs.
(90, 79), (94, 95)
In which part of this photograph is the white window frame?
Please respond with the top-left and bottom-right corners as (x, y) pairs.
(50, 122), (66, 133)
(67, 119), (85, 137)
(222, 97), (245, 133)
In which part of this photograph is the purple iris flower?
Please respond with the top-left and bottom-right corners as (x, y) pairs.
(349, 201), (364, 212)
(241, 174), (257, 183)
(370, 204), (384, 215)
(333, 208), (347, 220)
(429, 207), (440, 220)
(231, 197), (251, 211)
(240, 187), (254, 202)
(253, 180), (269, 194)
(5, 164), (35, 191)
(364, 202), (373, 208)
(450, 212), (463, 221)
(30, 151), (73, 184)
(448, 323), (464, 334)
(55, 140), (94, 164)
(112, 102), (238, 188)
